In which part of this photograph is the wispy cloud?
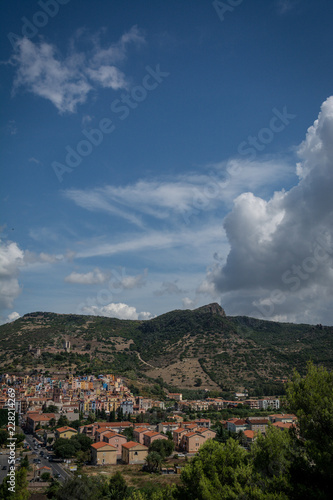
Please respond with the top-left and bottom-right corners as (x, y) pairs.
(155, 280), (187, 296)
(276, 0), (301, 15)
(6, 120), (17, 135)
(63, 159), (295, 226)
(65, 267), (109, 285)
(8, 26), (145, 113)
(75, 225), (225, 259)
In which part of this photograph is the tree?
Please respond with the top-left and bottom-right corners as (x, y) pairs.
(121, 426), (134, 441)
(54, 438), (80, 459)
(46, 479), (61, 499)
(41, 472), (51, 482)
(251, 425), (294, 497)
(43, 405), (58, 413)
(49, 418), (56, 428)
(108, 471), (128, 500)
(0, 467), (30, 500)
(55, 475), (108, 500)
(14, 433), (25, 447)
(127, 485), (178, 499)
(286, 362), (333, 497)
(57, 415), (69, 427)
(0, 429), (9, 446)
(180, 438), (276, 500)
(109, 409), (116, 422)
(195, 377), (202, 387)
(71, 433), (93, 452)
(145, 451), (163, 473)
(149, 439), (174, 459)
(87, 412), (95, 424)
(20, 455), (29, 469)
(214, 422), (231, 443)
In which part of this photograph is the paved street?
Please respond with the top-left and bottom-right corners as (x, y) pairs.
(0, 451), (10, 486)
(23, 433), (71, 484)
(0, 432), (71, 486)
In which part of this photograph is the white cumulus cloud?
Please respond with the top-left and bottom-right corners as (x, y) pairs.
(204, 96), (333, 324)
(80, 302), (153, 320)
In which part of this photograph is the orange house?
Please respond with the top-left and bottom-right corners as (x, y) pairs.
(182, 432), (206, 453)
(91, 442), (117, 465)
(173, 427), (188, 450)
(143, 432), (168, 448)
(102, 431), (127, 458)
(199, 429), (216, 440)
(133, 427), (149, 445)
(122, 441), (148, 464)
(55, 426), (77, 440)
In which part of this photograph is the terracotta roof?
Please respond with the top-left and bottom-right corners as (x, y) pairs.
(122, 441), (148, 450)
(29, 414), (56, 421)
(244, 430), (255, 438)
(56, 426), (77, 433)
(272, 422), (294, 429)
(103, 431), (126, 439)
(98, 421), (131, 427)
(143, 431), (160, 437)
(91, 442), (117, 450)
(134, 427), (149, 433)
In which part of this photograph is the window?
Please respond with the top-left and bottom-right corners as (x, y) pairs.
(134, 451), (138, 456)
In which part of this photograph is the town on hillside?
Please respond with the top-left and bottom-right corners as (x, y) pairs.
(0, 371), (295, 491)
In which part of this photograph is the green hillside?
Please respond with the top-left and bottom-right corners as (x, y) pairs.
(0, 304), (332, 395)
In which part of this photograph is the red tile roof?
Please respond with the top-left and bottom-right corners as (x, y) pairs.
(122, 441), (148, 450)
(91, 442), (117, 450)
(56, 426), (77, 433)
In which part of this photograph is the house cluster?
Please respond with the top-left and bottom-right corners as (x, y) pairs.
(1, 371), (288, 470)
(0, 373), (164, 422)
(224, 413), (297, 445)
(174, 396), (280, 412)
(51, 416), (217, 466)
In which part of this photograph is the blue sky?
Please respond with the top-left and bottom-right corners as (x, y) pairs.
(1, 0), (333, 325)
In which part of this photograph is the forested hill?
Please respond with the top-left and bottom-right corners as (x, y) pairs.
(0, 303), (332, 395)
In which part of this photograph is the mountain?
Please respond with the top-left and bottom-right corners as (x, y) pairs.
(0, 304), (332, 395)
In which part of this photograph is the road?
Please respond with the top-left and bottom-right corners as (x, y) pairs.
(23, 433), (71, 484)
(0, 451), (11, 486)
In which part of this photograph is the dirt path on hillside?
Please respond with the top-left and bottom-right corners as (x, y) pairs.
(136, 352), (156, 369)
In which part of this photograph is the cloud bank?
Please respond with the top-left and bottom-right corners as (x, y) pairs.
(202, 96), (333, 324)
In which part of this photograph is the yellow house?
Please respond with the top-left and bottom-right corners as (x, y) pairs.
(91, 442), (117, 465)
(121, 441), (148, 464)
(55, 426), (77, 439)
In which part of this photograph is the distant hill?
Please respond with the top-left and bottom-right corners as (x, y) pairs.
(1, 303), (332, 395)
